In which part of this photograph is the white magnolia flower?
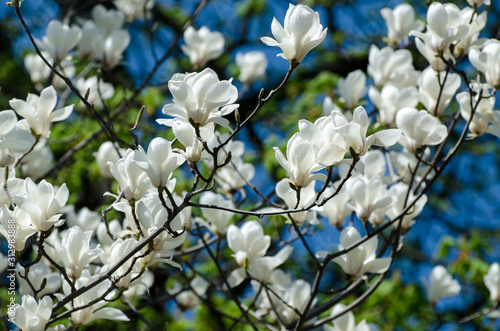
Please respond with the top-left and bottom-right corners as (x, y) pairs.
(18, 262), (61, 298)
(317, 184), (351, 229)
(201, 133), (255, 192)
(56, 269), (129, 325)
(380, 3), (424, 46)
(198, 192), (234, 235)
(346, 175), (392, 222)
(132, 137), (185, 188)
(20, 139), (54, 179)
(158, 68), (239, 129)
(414, 37), (446, 72)
(108, 149), (151, 201)
(0, 206), (36, 252)
(9, 86), (73, 138)
(170, 276), (209, 310)
(325, 304), (380, 331)
(77, 21), (102, 60)
(457, 84), (500, 137)
(333, 106), (401, 157)
(0, 110), (17, 142)
(65, 206), (101, 232)
(453, 7), (487, 58)
(485, 263), (500, 302)
(274, 133), (325, 188)
(469, 40), (500, 88)
(114, 0), (154, 21)
(13, 178), (69, 232)
(40, 20), (81, 61)
(261, 4), (327, 63)
(367, 45), (418, 87)
(100, 238), (142, 288)
(358, 150), (387, 180)
(227, 220), (270, 266)
(0, 167), (24, 207)
(276, 179), (318, 224)
(76, 76), (114, 109)
(182, 26), (224, 68)
(236, 51), (268, 84)
(386, 182), (427, 231)
(93, 141), (124, 178)
(95, 29), (130, 68)
(410, 3), (469, 63)
(24, 52), (74, 90)
(92, 4), (125, 35)
(337, 70), (367, 110)
(396, 107), (448, 153)
(369, 83), (419, 127)
(467, 0), (491, 6)
(53, 226), (101, 279)
(248, 246), (293, 282)
(14, 295), (52, 331)
(424, 265), (461, 304)
(333, 226), (391, 279)
(419, 67), (461, 116)
(96, 219), (123, 254)
(169, 118), (213, 163)
(277, 279), (312, 324)
(298, 114), (346, 167)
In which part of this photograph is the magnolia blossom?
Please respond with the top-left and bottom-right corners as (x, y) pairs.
(114, 0), (154, 21)
(24, 52), (74, 90)
(410, 3), (469, 63)
(332, 226), (391, 279)
(298, 114), (346, 167)
(13, 178), (69, 232)
(65, 206), (101, 232)
(424, 265), (461, 304)
(95, 29), (131, 68)
(18, 262), (61, 298)
(414, 38), (446, 72)
(337, 70), (367, 110)
(380, 3), (424, 46)
(317, 185), (351, 229)
(396, 107), (447, 153)
(274, 133), (325, 188)
(169, 276), (210, 310)
(325, 304), (380, 331)
(182, 26), (224, 68)
(108, 149), (151, 201)
(469, 40), (500, 88)
(55, 270), (129, 325)
(132, 137), (185, 188)
(158, 68), (238, 129)
(100, 238), (142, 288)
(9, 86), (73, 138)
(261, 4), (327, 63)
(201, 133), (255, 192)
(0, 206), (36, 252)
(275, 179), (318, 224)
(77, 21), (102, 60)
(485, 263), (500, 302)
(457, 84), (500, 137)
(419, 67), (461, 116)
(198, 192), (234, 235)
(236, 51), (268, 84)
(40, 20), (81, 61)
(346, 175), (392, 222)
(170, 119), (213, 163)
(227, 220), (270, 266)
(367, 45), (419, 87)
(333, 106), (401, 157)
(453, 7), (487, 58)
(53, 226), (101, 279)
(76, 76), (114, 109)
(93, 141), (124, 178)
(467, 0), (491, 6)
(276, 279), (312, 324)
(369, 83), (419, 127)
(386, 182), (427, 231)
(92, 4), (125, 35)
(247, 246), (293, 282)
(14, 295), (53, 331)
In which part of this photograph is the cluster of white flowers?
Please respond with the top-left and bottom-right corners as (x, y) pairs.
(2, 0), (500, 330)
